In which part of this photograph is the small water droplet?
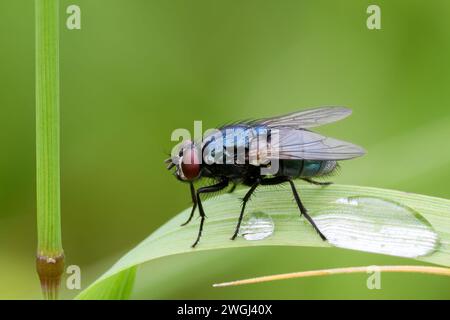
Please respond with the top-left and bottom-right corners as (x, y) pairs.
(315, 196), (439, 258)
(239, 211), (274, 241)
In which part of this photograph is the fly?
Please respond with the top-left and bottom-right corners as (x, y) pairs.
(165, 106), (366, 247)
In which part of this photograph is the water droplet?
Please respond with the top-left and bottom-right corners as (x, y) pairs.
(314, 196), (439, 258)
(239, 211), (274, 241)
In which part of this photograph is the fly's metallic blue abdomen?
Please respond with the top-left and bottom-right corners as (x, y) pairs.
(277, 159), (337, 178)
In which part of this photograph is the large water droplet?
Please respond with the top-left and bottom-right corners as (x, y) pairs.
(314, 196), (439, 258)
(239, 211), (274, 241)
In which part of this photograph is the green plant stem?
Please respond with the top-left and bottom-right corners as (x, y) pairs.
(35, 0), (64, 300)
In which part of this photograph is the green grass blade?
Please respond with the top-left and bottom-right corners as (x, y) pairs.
(76, 184), (450, 299)
(76, 267), (137, 300)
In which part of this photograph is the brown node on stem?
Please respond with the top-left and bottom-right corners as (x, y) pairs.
(36, 253), (65, 300)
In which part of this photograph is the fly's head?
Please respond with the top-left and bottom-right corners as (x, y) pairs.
(165, 140), (202, 182)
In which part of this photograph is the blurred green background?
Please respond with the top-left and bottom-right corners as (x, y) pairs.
(0, 0), (449, 299)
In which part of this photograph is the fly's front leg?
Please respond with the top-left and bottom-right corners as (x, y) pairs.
(181, 182), (197, 226)
(192, 179), (229, 247)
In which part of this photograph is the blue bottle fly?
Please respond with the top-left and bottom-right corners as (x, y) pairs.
(166, 106), (366, 247)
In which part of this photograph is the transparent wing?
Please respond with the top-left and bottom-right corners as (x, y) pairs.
(253, 106), (352, 129)
(249, 128), (366, 161)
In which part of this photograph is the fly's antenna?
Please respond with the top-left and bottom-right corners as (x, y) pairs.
(165, 157), (175, 170)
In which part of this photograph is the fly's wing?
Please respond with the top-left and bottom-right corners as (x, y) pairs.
(248, 128), (366, 161)
(253, 106), (352, 129)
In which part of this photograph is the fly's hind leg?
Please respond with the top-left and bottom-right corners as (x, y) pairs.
(229, 176), (327, 242)
(302, 178), (333, 186)
(257, 177), (327, 241)
(288, 180), (327, 241)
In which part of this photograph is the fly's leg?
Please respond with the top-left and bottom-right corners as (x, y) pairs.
(192, 179), (229, 248)
(255, 176), (327, 241)
(230, 182), (259, 240)
(302, 178), (333, 186)
(181, 182), (197, 226)
(228, 182), (237, 194)
(230, 176), (287, 240)
(288, 180), (327, 241)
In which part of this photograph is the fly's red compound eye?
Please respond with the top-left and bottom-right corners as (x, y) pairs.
(180, 147), (200, 181)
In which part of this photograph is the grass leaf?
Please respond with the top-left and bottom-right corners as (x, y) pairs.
(76, 267), (136, 300)
(76, 184), (450, 299)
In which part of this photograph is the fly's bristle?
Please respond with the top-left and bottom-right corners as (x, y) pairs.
(166, 162), (175, 170)
(165, 157), (176, 170)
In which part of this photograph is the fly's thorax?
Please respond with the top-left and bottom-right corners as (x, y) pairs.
(202, 125), (268, 166)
